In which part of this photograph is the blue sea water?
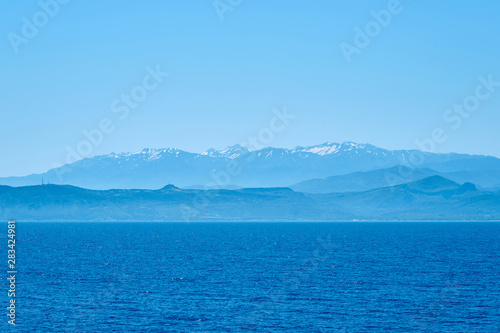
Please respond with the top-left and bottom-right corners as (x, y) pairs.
(3, 222), (500, 332)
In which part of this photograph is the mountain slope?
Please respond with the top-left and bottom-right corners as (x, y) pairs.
(291, 167), (500, 194)
(291, 166), (439, 193)
(314, 176), (489, 220)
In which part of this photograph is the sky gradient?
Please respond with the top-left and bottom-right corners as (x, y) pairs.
(1, 0), (500, 176)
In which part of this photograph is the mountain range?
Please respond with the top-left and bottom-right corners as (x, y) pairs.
(2, 142), (500, 191)
(1, 176), (498, 221)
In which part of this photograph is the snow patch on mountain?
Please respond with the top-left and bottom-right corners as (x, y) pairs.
(291, 142), (371, 156)
(201, 144), (252, 159)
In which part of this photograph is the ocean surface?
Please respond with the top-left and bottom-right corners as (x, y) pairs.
(4, 222), (500, 332)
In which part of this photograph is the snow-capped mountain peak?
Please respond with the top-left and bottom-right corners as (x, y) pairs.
(291, 141), (371, 156)
(298, 143), (340, 156)
(202, 144), (252, 159)
(106, 148), (183, 161)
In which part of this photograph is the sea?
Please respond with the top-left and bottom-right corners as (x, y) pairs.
(3, 222), (500, 332)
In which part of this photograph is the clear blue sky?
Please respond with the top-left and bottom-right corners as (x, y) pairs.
(1, 0), (499, 176)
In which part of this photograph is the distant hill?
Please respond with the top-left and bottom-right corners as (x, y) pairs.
(315, 176), (496, 220)
(291, 166), (438, 193)
(290, 166), (500, 193)
(1, 176), (498, 222)
(1, 142), (500, 190)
